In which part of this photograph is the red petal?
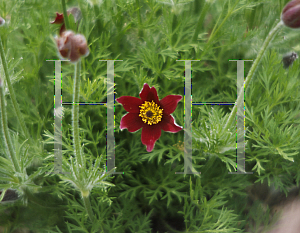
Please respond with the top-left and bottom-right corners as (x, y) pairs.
(148, 86), (160, 103)
(160, 114), (182, 133)
(72, 34), (89, 56)
(51, 12), (64, 24)
(160, 95), (182, 115)
(69, 47), (81, 62)
(141, 124), (161, 152)
(56, 36), (70, 58)
(59, 48), (69, 58)
(116, 96), (143, 113)
(120, 113), (144, 132)
(139, 83), (160, 103)
(139, 83), (150, 101)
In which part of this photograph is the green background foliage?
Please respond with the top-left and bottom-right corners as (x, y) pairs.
(0, 0), (299, 232)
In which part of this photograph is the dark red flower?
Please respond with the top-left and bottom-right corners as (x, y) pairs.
(281, 0), (300, 28)
(51, 7), (81, 35)
(51, 12), (64, 24)
(116, 83), (182, 152)
(55, 30), (89, 63)
(51, 12), (66, 35)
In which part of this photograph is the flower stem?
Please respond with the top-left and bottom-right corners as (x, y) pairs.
(61, 0), (70, 30)
(224, 20), (284, 130)
(136, 0), (143, 38)
(82, 194), (95, 223)
(72, 61), (83, 166)
(72, 61), (95, 222)
(72, 59), (95, 221)
(93, 5), (102, 36)
(0, 36), (29, 140)
(192, 0), (211, 42)
(0, 78), (20, 173)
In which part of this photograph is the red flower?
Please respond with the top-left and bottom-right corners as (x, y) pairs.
(51, 12), (64, 24)
(51, 12), (66, 35)
(116, 83), (182, 152)
(51, 7), (81, 35)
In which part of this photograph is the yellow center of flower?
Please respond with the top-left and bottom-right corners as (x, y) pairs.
(139, 101), (163, 125)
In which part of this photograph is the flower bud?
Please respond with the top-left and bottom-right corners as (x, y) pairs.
(281, 0), (300, 28)
(282, 51), (298, 68)
(55, 30), (89, 63)
(0, 17), (5, 26)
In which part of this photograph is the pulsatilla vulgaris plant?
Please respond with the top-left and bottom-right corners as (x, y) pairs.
(0, 15), (45, 207)
(44, 5), (114, 224)
(117, 83), (182, 152)
(1, 0), (300, 232)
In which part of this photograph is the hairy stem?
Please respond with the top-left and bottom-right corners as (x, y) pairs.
(0, 36), (29, 139)
(192, 0), (211, 42)
(61, 0), (70, 30)
(72, 61), (95, 221)
(82, 194), (95, 223)
(72, 61), (83, 166)
(0, 78), (20, 173)
(224, 20), (284, 130)
(136, 0), (143, 38)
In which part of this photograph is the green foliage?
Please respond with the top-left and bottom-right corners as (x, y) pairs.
(179, 178), (241, 232)
(0, 0), (299, 232)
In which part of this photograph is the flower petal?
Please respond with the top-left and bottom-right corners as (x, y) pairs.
(56, 33), (72, 59)
(139, 83), (150, 101)
(160, 114), (182, 133)
(73, 34), (89, 56)
(148, 86), (160, 103)
(141, 124), (161, 152)
(51, 12), (64, 24)
(66, 34), (89, 62)
(69, 48), (81, 62)
(116, 96), (143, 113)
(120, 113), (144, 132)
(139, 83), (159, 103)
(159, 95), (182, 115)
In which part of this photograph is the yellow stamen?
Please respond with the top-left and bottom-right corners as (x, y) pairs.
(139, 101), (163, 125)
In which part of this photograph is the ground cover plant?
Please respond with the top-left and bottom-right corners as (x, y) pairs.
(0, 0), (300, 232)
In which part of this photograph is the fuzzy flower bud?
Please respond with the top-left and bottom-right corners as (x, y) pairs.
(281, 0), (300, 28)
(0, 17), (5, 26)
(282, 51), (298, 68)
(55, 30), (89, 63)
